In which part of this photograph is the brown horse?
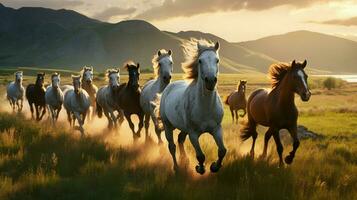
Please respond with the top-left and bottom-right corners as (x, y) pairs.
(116, 61), (144, 140)
(225, 80), (247, 123)
(240, 60), (311, 167)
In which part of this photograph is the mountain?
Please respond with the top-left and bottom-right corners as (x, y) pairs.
(0, 4), (275, 73)
(239, 30), (357, 73)
(1, 4), (356, 74)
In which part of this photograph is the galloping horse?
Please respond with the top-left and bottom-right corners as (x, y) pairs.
(140, 49), (173, 143)
(63, 75), (90, 136)
(7, 71), (24, 112)
(240, 60), (311, 167)
(116, 62), (144, 140)
(225, 80), (247, 123)
(26, 73), (46, 121)
(45, 73), (63, 124)
(81, 66), (98, 121)
(155, 39), (226, 174)
(96, 69), (124, 129)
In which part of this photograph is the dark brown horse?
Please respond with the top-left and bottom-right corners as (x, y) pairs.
(225, 80), (247, 123)
(116, 61), (144, 140)
(26, 73), (46, 121)
(240, 60), (311, 167)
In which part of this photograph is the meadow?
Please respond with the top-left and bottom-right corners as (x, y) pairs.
(0, 69), (356, 200)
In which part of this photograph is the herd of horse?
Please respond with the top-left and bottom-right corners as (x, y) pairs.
(5, 39), (311, 174)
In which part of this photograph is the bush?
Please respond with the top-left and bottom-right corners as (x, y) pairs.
(323, 77), (344, 90)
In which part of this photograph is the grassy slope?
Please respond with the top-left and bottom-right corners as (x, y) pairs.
(0, 73), (356, 200)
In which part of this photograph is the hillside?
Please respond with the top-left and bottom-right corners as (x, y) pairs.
(239, 30), (357, 73)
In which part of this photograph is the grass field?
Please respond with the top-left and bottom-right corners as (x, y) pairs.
(0, 71), (356, 200)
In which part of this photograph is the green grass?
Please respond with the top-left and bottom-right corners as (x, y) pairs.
(0, 73), (356, 199)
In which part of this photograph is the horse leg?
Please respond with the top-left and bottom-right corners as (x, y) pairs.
(29, 102), (34, 119)
(104, 111), (113, 129)
(210, 125), (227, 173)
(20, 99), (23, 112)
(178, 132), (188, 160)
(56, 107), (62, 122)
(230, 108), (234, 123)
(125, 113), (137, 140)
(109, 111), (117, 129)
(234, 110), (239, 124)
(164, 122), (178, 171)
(261, 128), (274, 158)
(39, 105), (46, 120)
(117, 110), (125, 126)
(273, 131), (284, 167)
(144, 113), (150, 138)
(136, 113), (144, 138)
(66, 110), (72, 126)
(285, 126), (300, 165)
(73, 112), (84, 136)
(35, 105), (40, 121)
(16, 100), (21, 112)
(189, 133), (206, 175)
(248, 125), (258, 158)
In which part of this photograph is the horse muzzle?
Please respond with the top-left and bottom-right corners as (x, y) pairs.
(163, 75), (171, 84)
(204, 77), (217, 91)
(300, 91), (311, 102)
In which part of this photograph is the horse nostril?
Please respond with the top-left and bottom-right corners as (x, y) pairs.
(169, 75), (172, 80)
(214, 77), (217, 83)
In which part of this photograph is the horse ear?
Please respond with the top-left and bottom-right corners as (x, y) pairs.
(158, 50), (161, 57)
(197, 42), (203, 50)
(302, 60), (307, 68)
(168, 49), (172, 56)
(117, 68), (120, 73)
(137, 63), (140, 69)
(292, 60), (296, 68)
(215, 42), (220, 51)
(91, 66), (94, 71)
(42, 72), (46, 76)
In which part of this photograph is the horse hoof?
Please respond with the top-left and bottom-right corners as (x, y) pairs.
(210, 162), (221, 173)
(195, 165), (205, 175)
(284, 155), (294, 165)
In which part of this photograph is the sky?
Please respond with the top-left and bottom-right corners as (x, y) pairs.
(2, 0), (357, 42)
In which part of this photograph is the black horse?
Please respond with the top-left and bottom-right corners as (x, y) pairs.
(26, 73), (46, 121)
(116, 61), (144, 140)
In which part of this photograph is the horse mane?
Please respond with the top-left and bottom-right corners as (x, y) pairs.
(182, 39), (217, 80)
(51, 72), (59, 79)
(152, 49), (170, 78)
(123, 61), (138, 70)
(268, 62), (292, 88)
(105, 69), (119, 82)
(80, 66), (93, 76)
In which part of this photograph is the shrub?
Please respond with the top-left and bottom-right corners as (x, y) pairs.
(323, 77), (344, 90)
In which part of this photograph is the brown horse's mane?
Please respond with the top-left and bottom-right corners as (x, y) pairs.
(181, 39), (217, 80)
(123, 61), (138, 70)
(268, 62), (293, 89)
(80, 66), (93, 75)
(152, 49), (170, 78)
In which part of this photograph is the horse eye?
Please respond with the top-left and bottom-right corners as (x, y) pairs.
(198, 59), (202, 64)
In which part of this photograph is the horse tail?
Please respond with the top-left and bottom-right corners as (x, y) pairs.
(151, 94), (163, 131)
(96, 100), (103, 118)
(239, 119), (251, 141)
(224, 93), (232, 105)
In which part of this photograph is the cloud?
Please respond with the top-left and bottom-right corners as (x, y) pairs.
(134, 0), (342, 20)
(1, 0), (83, 9)
(93, 7), (137, 21)
(312, 16), (357, 26)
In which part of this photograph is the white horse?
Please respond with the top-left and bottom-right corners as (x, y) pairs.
(96, 69), (124, 129)
(140, 49), (173, 143)
(63, 75), (90, 136)
(81, 66), (98, 121)
(45, 73), (63, 124)
(155, 39), (226, 174)
(6, 71), (24, 112)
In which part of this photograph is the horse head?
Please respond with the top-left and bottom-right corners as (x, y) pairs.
(14, 71), (23, 84)
(51, 73), (61, 89)
(157, 49), (173, 84)
(72, 75), (82, 95)
(36, 72), (45, 86)
(238, 80), (247, 93)
(290, 60), (311, 102)
(82, 66), (94, 84)
(197, 41), (220, 91)
(106, 69), (120, 91)
(125, 61), (140, 90)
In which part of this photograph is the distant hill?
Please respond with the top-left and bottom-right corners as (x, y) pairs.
(0, 4), (356, 74)
(239, 30), (357, 73)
